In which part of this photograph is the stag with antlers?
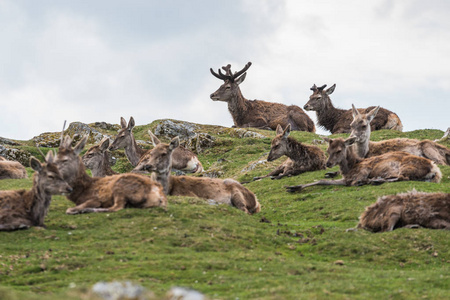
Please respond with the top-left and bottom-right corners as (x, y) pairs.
(210, 62), (315, 132)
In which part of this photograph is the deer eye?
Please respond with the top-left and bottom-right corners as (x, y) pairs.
(361, 125), (367, 129)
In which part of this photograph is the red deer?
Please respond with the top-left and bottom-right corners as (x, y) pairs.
(350, 104), (450, 165)
(303, 84), (403, 134)
(210, 62), (315, 132)
(286, 137), (441, 192)
(0, 152), (72, 231)
(55, 134), (167, 214)
(253, 124), (326, 181)
(82, 138), (117, 177)
(109, 117), (203, 173)
(0, 158), (27, 179)
(357, 190), (450, 232)
(133, 137), (261, 215)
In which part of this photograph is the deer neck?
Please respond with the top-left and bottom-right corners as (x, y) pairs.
(317, 99), (345, 132)
(67, 167), (95, 205)
(152, 170), (171, 195)
(285, 137), (308, 161)
(95, 152), (115, 177)
(353, 138), (370, 159)
(339, 147), (362, 175)
(29, 175), (52, 226)
(228, 89), (249, 125)
(124, 137), (146, 167)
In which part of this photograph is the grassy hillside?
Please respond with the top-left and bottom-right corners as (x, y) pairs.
(0, 123), (449, 299)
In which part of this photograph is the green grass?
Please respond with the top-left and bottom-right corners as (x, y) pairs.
(1, 126), (449, 299)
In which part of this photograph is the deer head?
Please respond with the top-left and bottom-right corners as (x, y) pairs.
(134, 137), (180, 174)
(323, 137), (356, 168)
(349, 104), (380, 142)
(109, 117), (135, 151)
(267, 124), (291, 162)
(31, 151), (73, 195)
(56, 134), (89, 186)
(210, 62), (252, 102)
(303, 84), (336, 111)
(82, 138), (111, 171)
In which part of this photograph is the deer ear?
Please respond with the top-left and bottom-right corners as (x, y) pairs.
(127, 117), (135, 131)
(352, 104), (360, 118)
(323, 137), (331, 143)
(282, 124), (291, 138)
(45, 150), (54, 164)
(367, 106), (380, 123)
(148, 130), (161, 146)
(235, 72), (247, 85)
(169, 137), (180, 150)
(100, 138), (110, 151)
(120, 117), (127, 129)
(276, 124), (283, 135)
(344, 136), (357, 146)
(30, 157), (43, 172)
(326, 84), (336, 95)
(74, 135), (88, 155)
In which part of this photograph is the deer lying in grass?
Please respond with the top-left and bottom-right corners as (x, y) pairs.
(133, 137), (261, 215)
(55, 134), (167, 214)
(0, 152), (72, 231)
(210, 62), (315, 132)
(350, 105), (450, 165)
(253, 124), (326, 181)
(0, 157), (27, 179)
(303, 84), (402, 134)
(82, 138), (117, 177)
(286, 137), (441, 192)
(357, 190), (450, 232)
(109, 117), (203, 173)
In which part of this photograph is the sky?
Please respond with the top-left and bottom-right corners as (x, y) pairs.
(1, 0), (449, 140)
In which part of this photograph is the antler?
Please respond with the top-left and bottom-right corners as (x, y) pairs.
(59, 120), (67, 148)
(310, 84), (327, 92)
(210, 62), (252, 82)
(35, 143), (47, 162)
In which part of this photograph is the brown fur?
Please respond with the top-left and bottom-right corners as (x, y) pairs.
(358, 190), (450, 232)
(109, 117), (203, 173)
(350, 105), (450, 165)
(56, 135), (167, 214)
(134, 137), (261, 215)
(253, 124), (326, 180)
(0, 159), (28, 179)
(82, 138), (117, 177)
(0, 152), (72, 231)
(286, 137), (441, 192)
(210, 62), (315, 132)
(303, 84), (402, 134)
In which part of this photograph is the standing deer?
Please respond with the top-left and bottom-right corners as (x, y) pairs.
(210, 62), (315, 132)
(0, 158), (27, 179)
(0, 152), (72, 231)
(349, 104), (450, 165)
(109, 117), (203, 173)
(82, 138), (117, 177)
(357, 190), (450, 232)
(133, 137), (261, 215)
(55, 134), (167, 214)
(286, 137), (441, 192)
(253, 124), (326, 181)
(303, 84), (403, 134)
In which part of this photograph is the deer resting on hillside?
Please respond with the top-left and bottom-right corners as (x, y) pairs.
(133, 137), (261, 215)
(349, 104), (450, 165)
(82, 138), (117, 177)
(253, 124), (326, 181)
(55, 134), (167, 214)
(286, 137), (441, 193)
(303, 84), (402, 134)
(0, 152), (72, 231)
(210, 62), (315, 132)
(0, 157), (28, 179)
(109, 117), (203, 173)
(357, 190), (450, 232)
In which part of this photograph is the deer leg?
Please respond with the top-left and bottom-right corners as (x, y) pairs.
(386, 207), (402, 231)
(253, 165), (284, 181)
(0, 220), (31, 231)
(422, 143), (447, 165)
(66, 199), (103, 215)
(285, 179), (346, 193)
(428, 219), (450, 230)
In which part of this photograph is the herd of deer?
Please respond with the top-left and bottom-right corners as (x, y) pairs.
(1, 62), (449, 233)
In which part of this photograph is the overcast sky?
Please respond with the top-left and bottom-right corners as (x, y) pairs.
(1, 0), (449, 140)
